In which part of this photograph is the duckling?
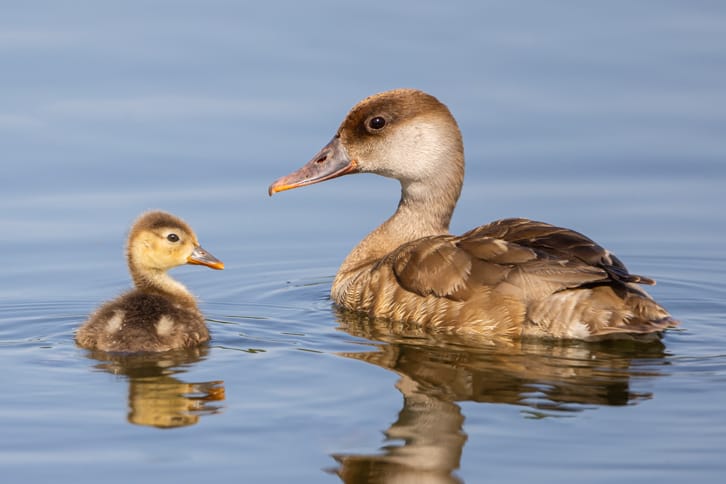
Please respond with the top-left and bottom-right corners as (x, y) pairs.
(269, 88), (679, 340)
(76, 211), (224, 352)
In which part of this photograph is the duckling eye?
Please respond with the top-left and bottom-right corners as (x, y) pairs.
(166, 233), (180, 243)
(368, 116), (386, 130)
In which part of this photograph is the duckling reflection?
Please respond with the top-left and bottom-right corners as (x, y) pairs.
(330, 308), (670, 482)
(85, 346), (224, 428)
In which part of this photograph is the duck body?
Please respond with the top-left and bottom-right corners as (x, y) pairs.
(270, 89), (678, 340)
(76, 211), (224, 352)
(77, 290), (209, 352)
(332, 217), (672, 339)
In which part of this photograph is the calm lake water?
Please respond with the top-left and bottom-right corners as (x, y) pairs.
(2, 2), (726, 483)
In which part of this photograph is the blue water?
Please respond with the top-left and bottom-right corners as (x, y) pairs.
(2, 1), (726, 483)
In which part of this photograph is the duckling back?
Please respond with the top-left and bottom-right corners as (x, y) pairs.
(77, 290), (209, 352)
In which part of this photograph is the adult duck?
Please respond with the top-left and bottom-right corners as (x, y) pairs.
(76, 211), (224, 352)
(269, 89), (678, 339)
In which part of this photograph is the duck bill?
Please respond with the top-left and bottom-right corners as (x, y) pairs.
(187, 246), (224, 270)
(268, 136), (358, 195)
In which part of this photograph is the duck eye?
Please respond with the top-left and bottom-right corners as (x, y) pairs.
(368, 116), (386, 130)
(166, 233), (180, 243)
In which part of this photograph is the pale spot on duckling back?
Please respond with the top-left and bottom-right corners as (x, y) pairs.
(105, 310), (125, 334)
(156, 315), (176, 337)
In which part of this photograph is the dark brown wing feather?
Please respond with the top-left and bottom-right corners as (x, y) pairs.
(463, 218), (656, 285)
(389, 218), (652, 301)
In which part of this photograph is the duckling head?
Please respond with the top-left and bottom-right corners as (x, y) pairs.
(127, 211), (224, 277)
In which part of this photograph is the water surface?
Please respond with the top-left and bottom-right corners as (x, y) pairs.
(2, 1), (726, 483)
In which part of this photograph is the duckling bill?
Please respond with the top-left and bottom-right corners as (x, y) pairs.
(270, 88), (679, 340)
(76, 211), (224, 352)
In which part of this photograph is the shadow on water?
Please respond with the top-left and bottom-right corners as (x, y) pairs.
(82, 346), (225, 429)
(329, 308), (673, 483)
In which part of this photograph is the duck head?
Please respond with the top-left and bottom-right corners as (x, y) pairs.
(269, 88), (465, 204)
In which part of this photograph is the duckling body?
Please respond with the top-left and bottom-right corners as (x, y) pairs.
(77, 211), (224, 352)
(269, 88), (679, 340)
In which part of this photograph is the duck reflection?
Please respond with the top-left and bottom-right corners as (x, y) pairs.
(333, 374), (467, 484)
(84, 346), (224, 428)
(331, 309), (671, 483)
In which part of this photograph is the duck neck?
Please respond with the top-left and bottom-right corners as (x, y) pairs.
(129, 259), (197, 308)
(337, 165), (462, 277)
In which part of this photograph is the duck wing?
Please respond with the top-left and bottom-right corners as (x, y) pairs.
(465, 218), (655, 285)
(388, 218), (651, 302)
